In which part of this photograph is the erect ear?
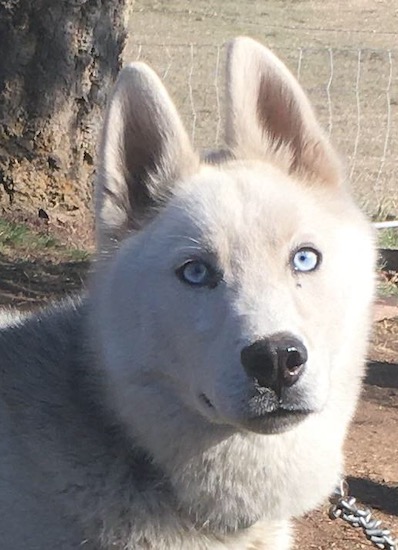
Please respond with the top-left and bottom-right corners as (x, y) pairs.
(225, 37), (342, 185)
(96, 62), (199, 252)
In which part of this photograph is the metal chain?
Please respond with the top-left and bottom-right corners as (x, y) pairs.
(329, 479), (397, 550)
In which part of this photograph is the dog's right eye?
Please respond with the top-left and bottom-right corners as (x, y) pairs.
(176, 260), (220, 288)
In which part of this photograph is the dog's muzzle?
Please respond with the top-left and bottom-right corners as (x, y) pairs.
(197, 333), (312, 434)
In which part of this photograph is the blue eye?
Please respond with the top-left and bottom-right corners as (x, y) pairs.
(292, 247), (321, 273)
(176, 260), (220, 288)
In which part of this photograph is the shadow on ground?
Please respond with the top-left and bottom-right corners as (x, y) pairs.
(363, 361), (398, 410)
(347, 476), (398, 517)
(366, 361), (398, 389)
(0, 255), (90, 309)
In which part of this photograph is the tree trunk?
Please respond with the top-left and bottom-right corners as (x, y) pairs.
(0, 0), (130, 224)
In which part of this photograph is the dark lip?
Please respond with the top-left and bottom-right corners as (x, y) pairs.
(199, 392), (313, 431)
(243, 408), (313, 434)
(249, 407), (313, 420)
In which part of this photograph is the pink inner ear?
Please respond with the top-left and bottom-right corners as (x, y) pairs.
(225, 37), (342, 186)
(96, 62), (201, 252)
(257, 74), (304, 165)
(257, 74), (303, 147)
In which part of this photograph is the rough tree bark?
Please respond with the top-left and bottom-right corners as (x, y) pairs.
(0, 0), (131, 223)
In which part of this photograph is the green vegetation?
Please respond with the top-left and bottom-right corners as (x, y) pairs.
(377, 228), (398, 250)
(378, 279), (398, 298)
(0, 218), (90, 263)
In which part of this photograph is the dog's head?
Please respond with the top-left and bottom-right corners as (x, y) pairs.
(93, 37), (375, 439)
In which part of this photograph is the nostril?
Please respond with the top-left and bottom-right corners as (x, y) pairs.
(241, 341), (277, 389)
(281, 344), (307, 387)
(285, 346), (307, 372)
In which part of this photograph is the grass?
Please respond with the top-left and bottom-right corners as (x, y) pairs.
(0, 218), (91, 308)
(0, 219), (57, 252)
(376, 225), (398, 297)
(377, 228), (398, 250)
(378, 281), (398, 298)
(0, 218), (90, 263)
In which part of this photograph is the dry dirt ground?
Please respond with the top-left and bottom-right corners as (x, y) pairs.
(0, 257), (397, 549)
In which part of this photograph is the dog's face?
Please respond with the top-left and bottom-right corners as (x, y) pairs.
(98, 162), (374, 436)
(94, 37), (375, 439)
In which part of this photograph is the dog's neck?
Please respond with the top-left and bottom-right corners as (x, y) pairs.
(92, 355), (344, 546)
(46, 309), (263, 544)
(93, 366), (295, 535)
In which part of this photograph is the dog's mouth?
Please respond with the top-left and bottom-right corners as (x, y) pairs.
(198, 392), (313, 434)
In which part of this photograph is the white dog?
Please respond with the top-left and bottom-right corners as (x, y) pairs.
(0, 37), (375, 549)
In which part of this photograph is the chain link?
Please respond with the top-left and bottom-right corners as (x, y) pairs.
(329, 479), (397, 550)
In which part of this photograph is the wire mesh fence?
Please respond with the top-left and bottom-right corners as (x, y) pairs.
(127, 42), (398, 216)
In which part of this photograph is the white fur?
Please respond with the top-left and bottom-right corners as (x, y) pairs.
(0, 309), (24, 327)
(0, 37), (376, 549)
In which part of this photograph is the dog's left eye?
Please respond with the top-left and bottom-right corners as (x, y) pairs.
(292, 247), (321, 273)
(176, 260), (219, 288)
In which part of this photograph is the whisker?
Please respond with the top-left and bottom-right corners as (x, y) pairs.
(173, 245), (204, 254)
(164, 234), (202, 246)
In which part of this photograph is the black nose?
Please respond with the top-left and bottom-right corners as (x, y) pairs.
(241, 333), (307, 392)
